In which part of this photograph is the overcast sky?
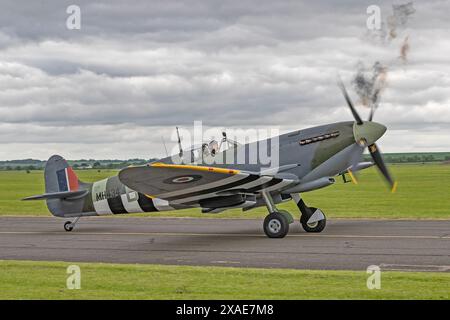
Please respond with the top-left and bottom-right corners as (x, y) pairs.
(0, 0), (449, 160)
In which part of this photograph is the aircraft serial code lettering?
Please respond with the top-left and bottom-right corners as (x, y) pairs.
(175, 304), (274, 317)
(95, 188), (120, 201)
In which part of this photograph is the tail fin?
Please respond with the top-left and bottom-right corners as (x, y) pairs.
(23, 155), (91, 217)
(45, 155), (82, 193)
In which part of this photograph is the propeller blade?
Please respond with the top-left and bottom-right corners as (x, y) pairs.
(368, 143), (397, 192)
(337, 78), (363, 125)
(368, 104), (375, 121)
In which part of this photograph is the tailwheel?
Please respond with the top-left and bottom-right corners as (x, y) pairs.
(64, 221), (73, 232)
(301, 207), (326, 233)
(263, 212), (289, 238)
(63, 217), (80, 232)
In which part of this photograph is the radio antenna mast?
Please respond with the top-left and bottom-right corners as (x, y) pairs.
(176, 127), (183, 157)
(161, 136), (169, 157)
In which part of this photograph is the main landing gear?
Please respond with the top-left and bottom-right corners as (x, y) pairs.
(261, 192), (327, 238)
(64, 217), (80, 232)
(291, 193), (326, 233)
(261, 191), (294, 238)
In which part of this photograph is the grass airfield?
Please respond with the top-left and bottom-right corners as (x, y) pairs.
(0, 260), (448, 300)
(1, 164), (449, 219)
(0, 164), (449, 300)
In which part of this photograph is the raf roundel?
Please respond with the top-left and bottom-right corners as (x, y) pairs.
(163, 175), (202, 184)
(172, 176), (194, 183)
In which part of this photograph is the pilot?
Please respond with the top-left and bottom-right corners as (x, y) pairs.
(208, 140), (219, 156)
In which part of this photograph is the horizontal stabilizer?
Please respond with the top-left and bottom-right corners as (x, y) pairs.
(22, 190), (89, 201)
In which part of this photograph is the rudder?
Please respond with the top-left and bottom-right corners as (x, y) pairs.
(45, 155), (81, 193)
(44, 155), (92, 217)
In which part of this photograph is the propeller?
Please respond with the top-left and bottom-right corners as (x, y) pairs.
(337, 78), (363, 125)
(368, 143), (397, 192)
(338, 77), (397, 192)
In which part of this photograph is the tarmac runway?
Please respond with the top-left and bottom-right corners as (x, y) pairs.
(0, 217), (449, 271)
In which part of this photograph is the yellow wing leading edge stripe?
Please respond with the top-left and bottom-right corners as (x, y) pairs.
(150, 162), (241, 175)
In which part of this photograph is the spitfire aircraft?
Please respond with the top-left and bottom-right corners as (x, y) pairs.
(24, 80), (396, 238)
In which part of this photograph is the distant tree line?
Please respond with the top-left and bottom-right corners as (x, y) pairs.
(2, 165), (40, 171)
(0, 158), (158, 171)
(1, 154), (450, 171)
(363, 154), (450, 163)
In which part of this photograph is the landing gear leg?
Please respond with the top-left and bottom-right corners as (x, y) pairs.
(64, 217), (80, 232)
(291, 193), (326, 233)
(261, 191), (293, 238)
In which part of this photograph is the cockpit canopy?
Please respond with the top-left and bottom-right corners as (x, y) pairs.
(189, 140), (220, 163)
(169, 130), (241, 165)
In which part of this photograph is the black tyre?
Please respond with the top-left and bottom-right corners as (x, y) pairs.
(64, 221), (73, 232)
(301, 209), (326, 233)
(263, 212), (289, 238)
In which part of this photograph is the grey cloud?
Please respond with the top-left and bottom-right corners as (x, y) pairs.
(0, 0), (449, 159)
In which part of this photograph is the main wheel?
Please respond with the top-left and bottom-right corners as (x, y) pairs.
(64, 221), (73, 232)
(301, 208), (326, 233)
(263, 212), (289, 238)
